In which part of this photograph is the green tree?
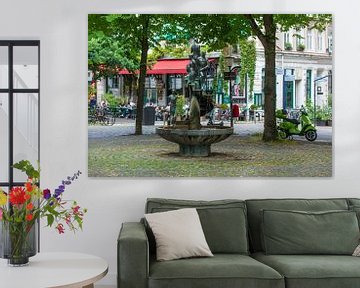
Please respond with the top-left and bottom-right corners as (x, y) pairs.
(244, 14), (331, 141)
(147, 44), (189, 65)
(90, 14), (187, 135)
(88, 18), (139, 93)
(239, 39), (256, 99)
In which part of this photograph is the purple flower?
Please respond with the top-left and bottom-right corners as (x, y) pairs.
(54, 171), (82, 199)
(54, 188), (64, 199)
(43, 189), (51, 200)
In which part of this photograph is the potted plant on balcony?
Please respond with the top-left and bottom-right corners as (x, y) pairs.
(284, 42), (293, 51)
(297, 43), (305, 51)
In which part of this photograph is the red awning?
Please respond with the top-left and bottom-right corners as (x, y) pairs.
(119, 58), (216, 75)
(119, 58), (190, 75)
(148, 59), (190, 74)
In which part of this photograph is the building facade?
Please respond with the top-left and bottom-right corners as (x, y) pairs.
(252, 25), (332, 110)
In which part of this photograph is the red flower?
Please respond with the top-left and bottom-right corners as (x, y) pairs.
(26, 214), (33, 221)
(26, 203), (34, 210)
(9, 187), (26, 205)
(65, 214), (71, 225)
(25, 182), (33, 192)
(24, 193), (31, 201)
(72, 205), (80, 215)
(56, 223), (65, 234)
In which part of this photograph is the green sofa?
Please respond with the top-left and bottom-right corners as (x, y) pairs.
(118, 198), (360, 288)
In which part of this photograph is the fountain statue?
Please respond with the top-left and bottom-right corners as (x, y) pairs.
(156, 42), (233, 157)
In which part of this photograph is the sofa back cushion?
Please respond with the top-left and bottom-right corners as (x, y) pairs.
(348, 198), (360, 207)
(261, 209), (359, 255)
(246, 198), (349, 252)
(145, 198), (249, 254)
(347, 199), (360, 228)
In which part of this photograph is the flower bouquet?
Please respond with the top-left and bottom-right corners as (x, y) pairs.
(0, 160), (87, 266)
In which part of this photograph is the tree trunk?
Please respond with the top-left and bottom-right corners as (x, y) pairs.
(262, 15), (278, 141)
(105, 76), (108, 93)
(135, 16), (150, 135)
(244, 14), (278, 141)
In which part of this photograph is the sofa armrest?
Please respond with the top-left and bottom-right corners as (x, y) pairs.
(118, 222), (149, 288)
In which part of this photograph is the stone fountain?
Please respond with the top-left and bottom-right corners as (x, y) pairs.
(156, 42), (233, 157)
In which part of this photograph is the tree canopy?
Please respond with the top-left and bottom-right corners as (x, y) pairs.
(88, 13), (332, 139)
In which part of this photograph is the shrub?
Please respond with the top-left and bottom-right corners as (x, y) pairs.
(297, 43), (305, 51)
(175, 95), (186, 117)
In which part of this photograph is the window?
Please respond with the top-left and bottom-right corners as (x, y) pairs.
(145, 76), (157, 105)
(328, 70), (332, 94)
(317, 32), (323, 51)
(167, 74), (183, 102)
(284, 69), (294, 109)
(306, 29), (313, 50)
(327, 33), (333, 54)
(296, 35), (302, 47)
(107, 76), (119, 89)
(0, 41), (40, 190)
(294, 30), (305, 51)
(283, 32), (291, 48)
(306, 70), (312, 101)
(254, 93), (264, 108)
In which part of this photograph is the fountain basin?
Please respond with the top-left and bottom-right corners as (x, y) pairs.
(156, 126), (233, 157)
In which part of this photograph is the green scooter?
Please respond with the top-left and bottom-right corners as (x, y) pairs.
(276, 106), (317, 141)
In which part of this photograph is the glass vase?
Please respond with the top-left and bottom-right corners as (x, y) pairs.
(0, 220), (37, 266)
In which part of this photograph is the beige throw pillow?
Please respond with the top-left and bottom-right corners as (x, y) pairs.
(353, 244), (360, 256)
(145, 208), (213, 261)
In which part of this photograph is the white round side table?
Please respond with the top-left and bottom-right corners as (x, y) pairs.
(0, 252), (108, 288)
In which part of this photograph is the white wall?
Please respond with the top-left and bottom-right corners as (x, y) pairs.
(1, 0), (360, 286)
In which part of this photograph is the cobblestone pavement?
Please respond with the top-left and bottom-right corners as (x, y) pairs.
(88, 133), (332, 177)
(88, 119), (332, 143)
(88, 119), (332, 177)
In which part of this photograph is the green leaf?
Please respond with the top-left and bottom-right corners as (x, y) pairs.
(12, 160), (40, 180)
(47, 214), (55, 227)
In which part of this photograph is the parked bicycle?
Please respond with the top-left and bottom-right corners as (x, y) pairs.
(88, 106), (115, 126)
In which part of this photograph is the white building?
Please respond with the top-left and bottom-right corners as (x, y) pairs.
(252, 25), (332, 110)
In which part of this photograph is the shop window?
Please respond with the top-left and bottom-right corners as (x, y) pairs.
(167, 74), (183, 103)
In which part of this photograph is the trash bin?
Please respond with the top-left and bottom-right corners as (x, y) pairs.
(143, 106), (155, 125)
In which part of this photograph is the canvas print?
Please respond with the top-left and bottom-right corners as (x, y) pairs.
(88, 14), (332, 177)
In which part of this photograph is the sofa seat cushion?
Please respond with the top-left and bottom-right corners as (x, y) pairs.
(149, 254), (284, 288)
(252, 252), (360, 288)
